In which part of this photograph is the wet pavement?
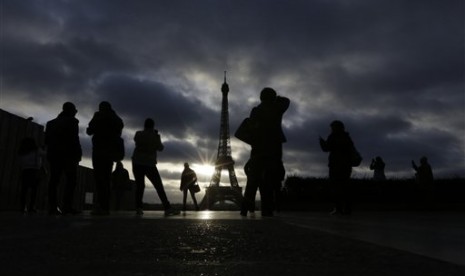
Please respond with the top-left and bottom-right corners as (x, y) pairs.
(1, 210), (464, 275)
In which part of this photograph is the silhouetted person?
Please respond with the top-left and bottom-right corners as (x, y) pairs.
(87, 101), (124, 215)
(111, 161), (131, 211)
(412, 156), (434, 185)
(45, 102), (82, 215)
(241, 87), (290, 217)
(412, 156), (434, 205)
(180, 163), (199, 212)
(132, 118), (179, 216)
(18, 137), (45, 214)
(370, 156), (386, 181)
(319, 120), (355, 215)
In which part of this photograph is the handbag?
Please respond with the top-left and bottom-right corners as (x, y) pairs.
(191, 183), (201, 193)
(235, 118), (254, 145)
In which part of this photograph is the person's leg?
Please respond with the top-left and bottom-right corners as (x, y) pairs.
(101, 159), (113, 212)
(260, 172), (274, 216)
(62, 163), (78, 213)
(92, 156), (113, 213)
(329, 166), (351, 215)
(273, 161), (286, 213)
(182, 189), (188, 211)
(241, 159), (260, 215)
(28, 170), (39, 212)
(132, 163), (146, 211)
(189, 189), (199, 210)
(19, 170), (30, 212)
(241, 177), (259, 215)
(145, 166), (171, 210)
(48, 161), (63, 214)
(341, 168), (353, 215)
(256, 159), (276, 216)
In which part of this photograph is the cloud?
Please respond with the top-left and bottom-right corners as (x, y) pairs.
(1, 0), (463, 201)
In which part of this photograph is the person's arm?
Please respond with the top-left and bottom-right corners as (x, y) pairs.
(276, 96), (290, 113)
(73, 119), (82, 162)
(370, 159), (375, 170)
(319, 136), (329, 152)
(86, 113), (96, 136)
(156, 133), (164, 151)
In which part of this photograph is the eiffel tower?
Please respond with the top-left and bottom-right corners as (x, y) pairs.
(199, 72), (243, 210)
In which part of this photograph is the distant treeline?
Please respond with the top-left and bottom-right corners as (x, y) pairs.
(281, 176), (465, 211)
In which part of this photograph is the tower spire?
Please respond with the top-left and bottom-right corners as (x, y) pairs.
(222, 71), (229, 94)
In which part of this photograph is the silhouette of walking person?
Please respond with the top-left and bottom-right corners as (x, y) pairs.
(370, 156), (386, 181)
(18, 137), (45, 214)
(87, 101), (124, 215)
(180, 163), (200, 212)
(132, 118), (179, 216)
(319, 120), (356, 215)
(111, 161), (131, 211)
(240, 87), (290, 217)
(45, 102), (82, 215)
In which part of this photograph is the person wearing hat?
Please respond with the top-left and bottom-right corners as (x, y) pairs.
(45, 102), (82, 215)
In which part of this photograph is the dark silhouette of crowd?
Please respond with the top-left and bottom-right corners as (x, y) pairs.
(18, 101), (181, 216)
(16, 87), (436, 217)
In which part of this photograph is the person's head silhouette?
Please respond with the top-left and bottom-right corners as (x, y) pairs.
(99, 101), (112, 112)
(62, 102), (77, 116)
(260, 87), (277, 103)
(420, 156), (428, 165)
(144, 118), (155, 129)
(330, 120), (345, 133)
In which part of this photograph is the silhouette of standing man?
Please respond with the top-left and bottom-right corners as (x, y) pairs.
(320, 120), (355, 215)
(241, 87), (289, 217)
(132, 118), (179, 216)
(87, 101), (124, 215)
(180, 163), (199, 212)
(45, 102), (82, 215)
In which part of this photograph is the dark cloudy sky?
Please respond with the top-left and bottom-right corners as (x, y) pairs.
(1, 0), (464, 202)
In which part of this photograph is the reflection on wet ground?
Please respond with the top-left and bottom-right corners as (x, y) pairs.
(78, 209), (465, 266)
(1, 211), (464, 275)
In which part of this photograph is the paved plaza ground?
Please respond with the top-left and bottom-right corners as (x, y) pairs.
(1, 211), (464, 275)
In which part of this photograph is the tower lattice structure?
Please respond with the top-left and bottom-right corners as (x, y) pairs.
(210, 72), (239, 187)
(199, 72), (242, 209)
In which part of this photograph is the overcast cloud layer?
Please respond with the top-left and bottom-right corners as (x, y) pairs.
(1, 0), (464, 202)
